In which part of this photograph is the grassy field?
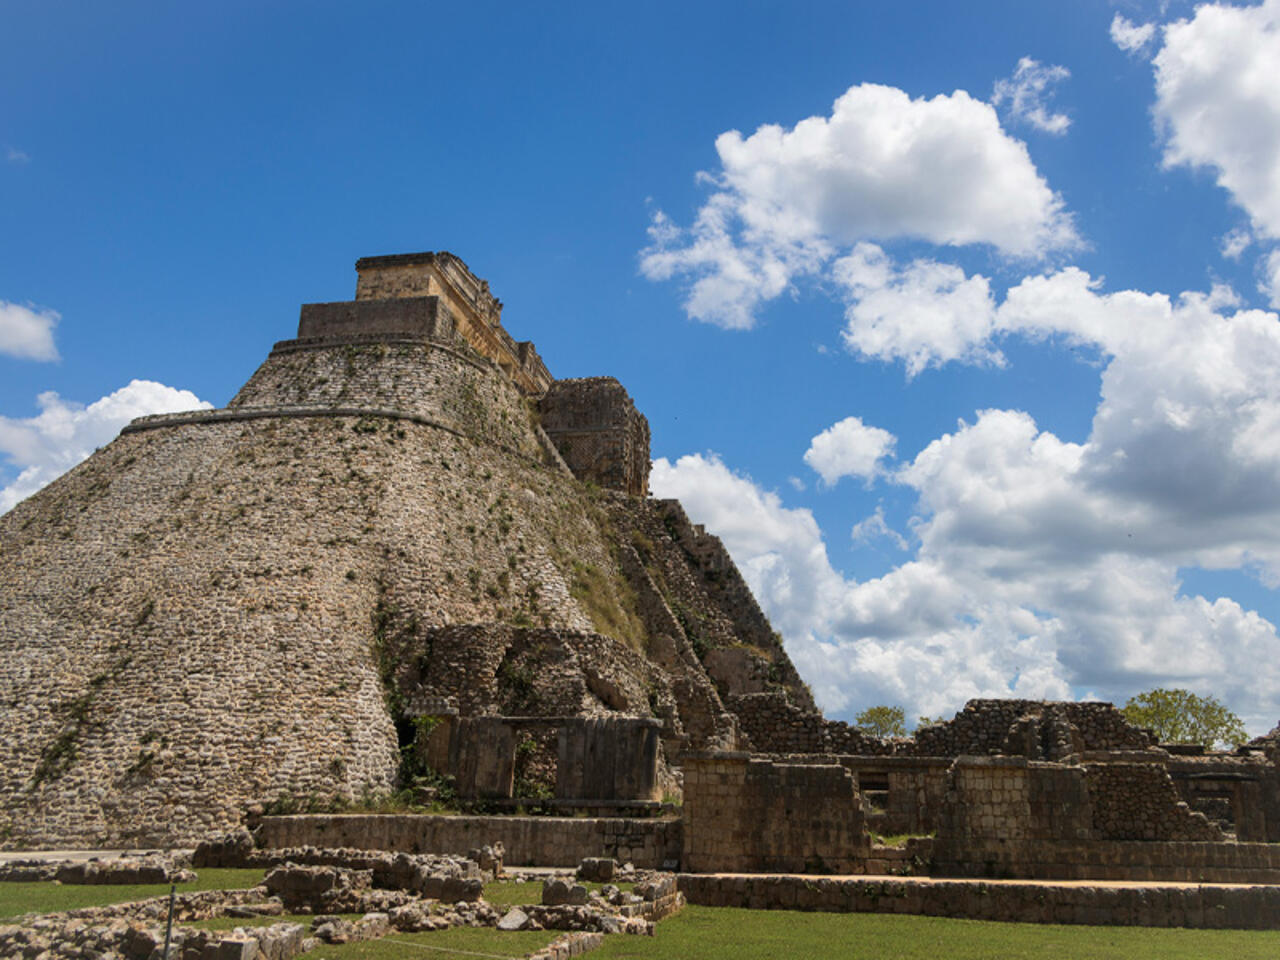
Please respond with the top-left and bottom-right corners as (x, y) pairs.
(0, 868), (267, 921)
(5, 875), (1280, 959)
(595, 905), (1280, 960)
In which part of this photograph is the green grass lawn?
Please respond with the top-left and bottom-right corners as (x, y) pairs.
(7, 875), (1280, 959)
(0, 868), (267, 921)
(594, 905), (1280, 960)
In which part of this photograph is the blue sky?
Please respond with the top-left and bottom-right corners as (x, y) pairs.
(6, 0), (1280, 731)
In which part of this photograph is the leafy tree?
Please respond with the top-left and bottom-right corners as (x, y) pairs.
(854, 705), (907, 738)
(1121, 688), (1247, 749)
(916, 715), (945, 728)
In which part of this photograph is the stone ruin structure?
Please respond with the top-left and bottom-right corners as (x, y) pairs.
(681, 697), (1280, 883)
(0, 250), (806, 847)
(3, 249), (1280, 924)
(347, 251), (553, 395)
(540, 378), (651, 496)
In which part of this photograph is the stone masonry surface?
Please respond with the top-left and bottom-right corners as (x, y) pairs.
(677, 873), (1280, 929)
(681, 753), (868, 875)
(539, 378), (651, 496)
(10, 247), (1280, 900)
(0, 255), (818, 846)
(257, 814), (682, 868)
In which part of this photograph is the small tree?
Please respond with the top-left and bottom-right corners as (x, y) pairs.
(854, 705), (907, 738)
(1121, 688), (1247, 749)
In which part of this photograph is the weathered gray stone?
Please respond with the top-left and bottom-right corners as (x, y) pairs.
(497, 907), (529, 931)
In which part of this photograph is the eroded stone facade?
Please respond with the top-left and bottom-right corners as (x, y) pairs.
(539, 378), (651, 496)
(0, 251), (811, 847)
(351, 251), (552, 395)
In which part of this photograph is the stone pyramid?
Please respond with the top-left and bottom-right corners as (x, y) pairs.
(0, 252), (812, 847)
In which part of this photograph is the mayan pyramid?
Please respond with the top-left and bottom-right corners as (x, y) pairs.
(0, 252), (813, 847)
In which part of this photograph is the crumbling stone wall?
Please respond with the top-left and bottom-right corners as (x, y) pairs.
(728, 696), (1158, 760)
(727, 692), (892, 755)
(843, 758), (951, 835)
(681, 753), (868, 874)
(1167, 753), (1280, 841)
(606, 497), (815, 748)
(258, 813), (683, 869)
(929, 755), (1229, 878)
(912, 700), (1157, 757)
(1084, 762), (1223, 842)
(400, 625), (663, 721)
(539, 378), (651, 496)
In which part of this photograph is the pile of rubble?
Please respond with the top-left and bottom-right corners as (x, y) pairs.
(260, 861), (483, 914)
(0, 853), (195, 885)
(192, 829), (504, 881)
(494, 868), (681, 935)
(0, 916), (310, 960)
(0, 846), (683, 958)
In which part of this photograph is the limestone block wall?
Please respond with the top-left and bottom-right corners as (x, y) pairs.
(682, 753), (868, 874)
(677, 873), (1280, 929)
(843, 757), (951, 835)
(933, 756), (1231, 879)
(0, 382), (648, 846)
(727, 692), (891, 755)
(648, 501), (816, 714)
(912, 700), (1157, 757)
(1084, 763), (1223, 841)
(928, 838), (1280, 883)
(226, 338), (545, 460)
(257, 813), (682, 868)
(539, 378), (651, 496)
(940, 757), (1041, 843)
(296, 297), (455, 342)
(724, 696), (1160, 761)
(1168, 754), (1280, 841)
(555, 717), (662, 802)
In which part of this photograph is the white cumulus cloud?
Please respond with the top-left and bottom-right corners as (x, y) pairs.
(803, 415), (897, 486)
(850, 507), (909, 552)
(1110, 14), (1156, 55)
(641, 81), (1077, 329)
(834, 243), (1003, 376)
(1221, 227), (1252, 260)
(0, 380), (211, 514)
(0, 301), (60, 362)
(1260, 248), (1280, 308)
(655, 268), (1280, 732)
(993, 57), (1072, 135)
(1152, 0), (1280, 238)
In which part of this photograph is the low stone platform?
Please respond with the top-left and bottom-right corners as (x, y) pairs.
(677, 872), (1280, 929)
(258, 814), (682, 869)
